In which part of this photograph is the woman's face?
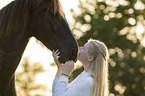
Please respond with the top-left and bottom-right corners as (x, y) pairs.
(77, 42), (90, 63)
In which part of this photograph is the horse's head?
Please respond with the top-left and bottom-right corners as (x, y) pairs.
(29, 0), (78, 63)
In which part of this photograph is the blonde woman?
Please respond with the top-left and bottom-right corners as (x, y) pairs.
(52, 39), (109, 96)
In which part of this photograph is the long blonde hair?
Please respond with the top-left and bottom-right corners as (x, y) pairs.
(87, 39), (109, 96)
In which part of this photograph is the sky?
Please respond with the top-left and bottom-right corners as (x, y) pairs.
(0, 0), (80, 96)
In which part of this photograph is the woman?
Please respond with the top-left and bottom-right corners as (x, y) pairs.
(52, 39), (109, 96)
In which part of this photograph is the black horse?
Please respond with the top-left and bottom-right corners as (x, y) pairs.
(0, 0), (78, 96)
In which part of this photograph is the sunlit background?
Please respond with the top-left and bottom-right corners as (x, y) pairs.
(0, 0), (145, 96)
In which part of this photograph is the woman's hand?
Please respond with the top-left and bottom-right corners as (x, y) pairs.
(62, 61), (74, 77)
(52, 49), (62, 70)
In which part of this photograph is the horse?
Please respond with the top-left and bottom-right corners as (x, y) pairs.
(0, 0), (78, 95)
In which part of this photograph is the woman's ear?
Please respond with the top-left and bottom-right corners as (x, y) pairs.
(88, 56), (94, 62)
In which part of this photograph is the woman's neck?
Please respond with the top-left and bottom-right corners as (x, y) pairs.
(83, 62), (91, 73)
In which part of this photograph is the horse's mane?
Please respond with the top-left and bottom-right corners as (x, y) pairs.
(0, 0), (31, 38)
(0, 0), (64, 39)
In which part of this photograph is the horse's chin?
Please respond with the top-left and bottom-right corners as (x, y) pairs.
(73, 58), (77, 63)
(59, 57), (77, 64)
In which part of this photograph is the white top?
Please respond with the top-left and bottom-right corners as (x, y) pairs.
(52, 71), (93, 96)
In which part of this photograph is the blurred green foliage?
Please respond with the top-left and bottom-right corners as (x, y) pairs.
(16, 58), (46, 96)
(70, 0), (145, 95)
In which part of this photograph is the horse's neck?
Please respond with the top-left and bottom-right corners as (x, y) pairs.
(0, 31), (29, 56)
(0, 30), (29, 91)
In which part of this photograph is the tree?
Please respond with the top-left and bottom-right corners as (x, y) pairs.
(70, 0), (145, 95)
(16, 57), (46, 96)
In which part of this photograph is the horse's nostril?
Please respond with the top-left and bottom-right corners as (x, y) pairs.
(71, 49), (76, 57)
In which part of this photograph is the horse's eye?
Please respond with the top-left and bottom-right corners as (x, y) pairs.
(55, 12), (60, 17)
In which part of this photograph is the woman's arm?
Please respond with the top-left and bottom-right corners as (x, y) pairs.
(52, 50), (75, 96)
(54, 61), (74, 96)
(54, 76), (69, 96)
(52, 50), (63, 95)
(52, 76), (58, 96)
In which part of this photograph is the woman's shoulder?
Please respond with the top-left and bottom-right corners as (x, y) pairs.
(78, 72), (93, 86)
(81, 76), (93, 84)
(82, 71), (93, 80)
